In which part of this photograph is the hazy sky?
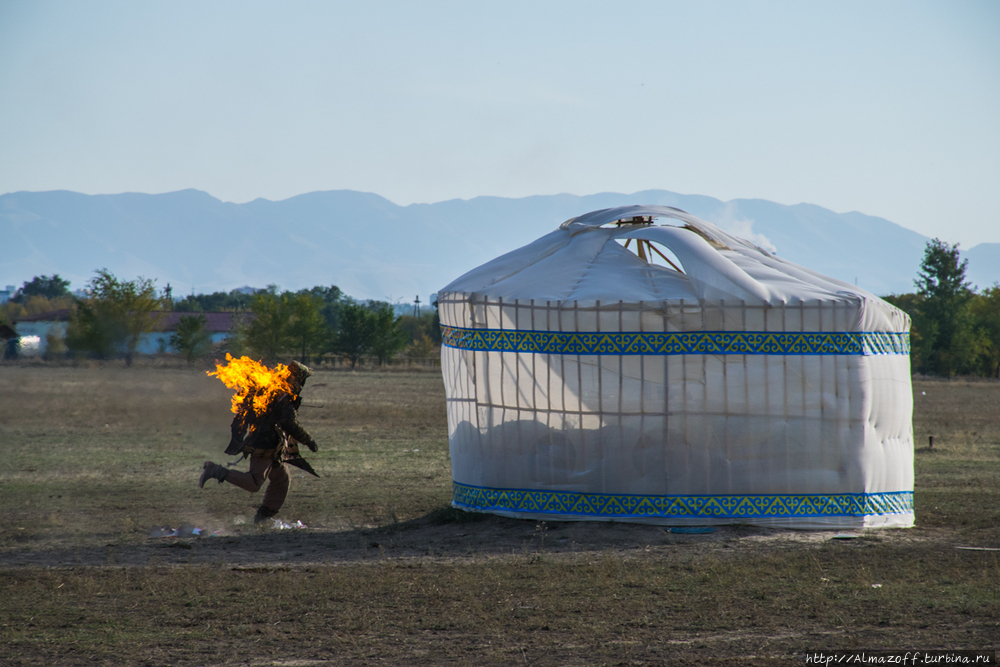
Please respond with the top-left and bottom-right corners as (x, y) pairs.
(2, 1), (998, 246)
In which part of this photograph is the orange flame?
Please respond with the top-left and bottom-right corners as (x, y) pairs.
(207, 353), (297, 416)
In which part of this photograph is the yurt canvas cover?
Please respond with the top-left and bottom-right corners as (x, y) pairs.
(439, 205), (913, 529)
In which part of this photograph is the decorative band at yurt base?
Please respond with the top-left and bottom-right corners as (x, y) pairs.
(441, 326), (909, 356)
(453, 482), (914, 521)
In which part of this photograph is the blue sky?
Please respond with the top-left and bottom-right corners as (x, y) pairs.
(1, 1), (998, 246)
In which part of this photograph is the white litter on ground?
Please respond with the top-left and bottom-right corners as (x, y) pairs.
(150, 524), (203, 538)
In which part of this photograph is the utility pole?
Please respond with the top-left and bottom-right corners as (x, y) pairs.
(413, 295), (421, 317)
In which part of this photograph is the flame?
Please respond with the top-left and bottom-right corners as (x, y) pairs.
(207, 353), (297, 416)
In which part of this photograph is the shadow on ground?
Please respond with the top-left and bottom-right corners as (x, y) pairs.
(0, 507), (927, 569)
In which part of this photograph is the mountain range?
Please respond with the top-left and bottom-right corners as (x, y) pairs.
(2, 188), (997, 302)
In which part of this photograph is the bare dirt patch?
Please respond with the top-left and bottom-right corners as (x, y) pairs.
(0, 508), (967, 571)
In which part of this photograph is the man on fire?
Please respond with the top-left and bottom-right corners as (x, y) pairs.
(199, 356), (320, 525)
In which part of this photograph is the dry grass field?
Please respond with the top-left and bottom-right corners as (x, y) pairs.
(0, 361), (997, 665)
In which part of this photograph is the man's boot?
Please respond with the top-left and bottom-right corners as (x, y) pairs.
(199, 461), (228, 488)
(253, 506), (277, 525)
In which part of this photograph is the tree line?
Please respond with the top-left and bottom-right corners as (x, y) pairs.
(4, 242), (997, 377)
(1, 270), (439, 366)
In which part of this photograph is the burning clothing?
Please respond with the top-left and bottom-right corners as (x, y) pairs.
(225, 392), (318, 458)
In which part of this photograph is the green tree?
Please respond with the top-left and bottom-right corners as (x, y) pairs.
(2, 274), (74, 324)
(398, 310), (440, 347)
(245, 292), (293, 362)
(173, 288), (256, 312)
(367, 302), (409, 365)
(11, 275), (71, 304)
(170, 314), (214, 364)
(223, 311), (252, 358)
(298, 285), (343, 354)
(336, 301), (375, 368)
(286, 292), (327, 364)
(240, 287), (342, 363)
(913, 239), (975, 375)
(969, 286), (1000, 378)
(406, 333), (437, 359)
(65, 269), (166, 365)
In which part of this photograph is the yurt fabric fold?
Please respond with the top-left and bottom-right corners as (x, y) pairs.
(438, 205), (914, 529)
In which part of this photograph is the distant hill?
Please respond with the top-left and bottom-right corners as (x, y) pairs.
(2, 188), (996, 301)
(964, 243), (1000, 290)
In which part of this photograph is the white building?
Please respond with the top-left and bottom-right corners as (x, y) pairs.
(438, 205), (913, 530)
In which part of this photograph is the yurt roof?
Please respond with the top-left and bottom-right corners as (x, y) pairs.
(441, 205), (880, 306)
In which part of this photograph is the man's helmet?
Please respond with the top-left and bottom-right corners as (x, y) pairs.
(288, 360), (313, 387)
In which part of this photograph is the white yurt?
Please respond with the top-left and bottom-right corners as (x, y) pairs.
(438, 205), (913, 529)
